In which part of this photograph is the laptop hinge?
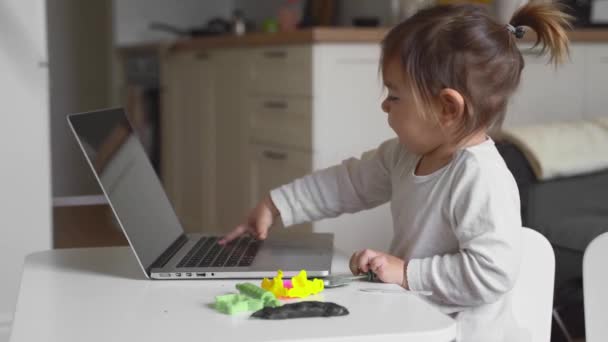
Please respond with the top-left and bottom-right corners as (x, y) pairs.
(147, 234), (188, 274)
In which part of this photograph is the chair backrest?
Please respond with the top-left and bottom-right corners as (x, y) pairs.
(583, 231), (608, 342)
(0, 318), (10, 342)
(511, 227), (555, 342)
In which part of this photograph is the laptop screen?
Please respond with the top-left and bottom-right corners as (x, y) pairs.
(68, 108), (183, 272)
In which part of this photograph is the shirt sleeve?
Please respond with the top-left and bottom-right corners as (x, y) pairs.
(406, 154), (523, 306)
(270, 138), (401, 227)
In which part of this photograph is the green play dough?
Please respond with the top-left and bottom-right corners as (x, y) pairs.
(215, 294), (264, 315)
(236, 283), (281, 308)
(214, 283), (281, 315)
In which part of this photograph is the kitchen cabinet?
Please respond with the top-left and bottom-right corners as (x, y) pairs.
(213, 49), (251, 231)
(242, 45), (395, 249)
(161, 43), (395, 251)
(248, 46), (312, 96)
(161, 50), (217, 233)
(247, 95), (312, 150)
(248, 143), (312, 231)
(243, 47), (314, 231)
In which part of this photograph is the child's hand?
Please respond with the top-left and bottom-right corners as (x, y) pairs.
(349, 249), (408, 288)
(219, 194), (279, 245)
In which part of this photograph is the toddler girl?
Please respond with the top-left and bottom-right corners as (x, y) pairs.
(221, 3), (571, 340)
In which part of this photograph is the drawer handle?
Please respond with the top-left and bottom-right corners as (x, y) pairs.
(263, 101), (288, 109)
(263, 50), (287, 59)
(263, 150), (288, 160)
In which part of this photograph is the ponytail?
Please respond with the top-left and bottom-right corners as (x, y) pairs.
(510, 2), (573, 65)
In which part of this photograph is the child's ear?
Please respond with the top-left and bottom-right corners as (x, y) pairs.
(437, 88), (465, 127)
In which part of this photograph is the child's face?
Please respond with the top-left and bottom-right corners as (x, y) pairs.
(381, 59), (446, 155)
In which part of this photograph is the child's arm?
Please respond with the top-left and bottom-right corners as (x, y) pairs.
(270, 138), (401, 227)
(406, 158), (522, 307)
(219, 194), (278, 245)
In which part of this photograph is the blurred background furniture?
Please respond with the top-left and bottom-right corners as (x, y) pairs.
(511, 228), (555, 342)
(496, 120), (608, 341)
(583, 232), (608, 342)
(0, 322), (9, 342)
(53, 196), (127, 248)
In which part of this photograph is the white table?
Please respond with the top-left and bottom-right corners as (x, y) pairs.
(10, 247), (456, 342)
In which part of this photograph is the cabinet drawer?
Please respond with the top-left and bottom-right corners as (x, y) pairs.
(248, 143), (312, 205)
(248, 96), (312, 149)
(250, 46), (312, 65)
(248, 143), (312, 231)
(248, 47), (312, 96)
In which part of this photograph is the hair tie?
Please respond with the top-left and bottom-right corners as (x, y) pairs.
(506, 24), (526, 39)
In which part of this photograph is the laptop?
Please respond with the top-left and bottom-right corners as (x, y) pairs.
(67, 108), (333, 280)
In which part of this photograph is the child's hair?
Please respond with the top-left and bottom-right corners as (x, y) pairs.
(380, 2), (572, 141)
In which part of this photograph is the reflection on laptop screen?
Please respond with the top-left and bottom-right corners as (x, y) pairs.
(68, 109), (183, 270)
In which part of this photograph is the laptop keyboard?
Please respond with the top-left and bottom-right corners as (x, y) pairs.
(176, 236), (260, 268)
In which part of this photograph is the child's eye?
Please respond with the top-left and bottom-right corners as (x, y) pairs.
(387, 95), (399, 102)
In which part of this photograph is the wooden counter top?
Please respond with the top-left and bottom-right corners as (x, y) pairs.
(552, 29), (608, 42)
(171, 28), (387, 50)
(118, 27), (608, 53)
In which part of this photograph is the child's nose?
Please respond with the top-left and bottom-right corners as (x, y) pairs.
(381, 99), (390, 113)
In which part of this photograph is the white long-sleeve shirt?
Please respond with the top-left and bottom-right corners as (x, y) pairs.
(270, 138), (526, 341)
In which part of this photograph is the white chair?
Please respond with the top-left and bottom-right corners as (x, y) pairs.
(0, 319), (10, 342)
(583, 232), (608, 342)
(511, 227), (556, 342)
(344, 227), (556, 341)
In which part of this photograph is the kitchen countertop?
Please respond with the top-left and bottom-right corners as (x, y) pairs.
(117, 27), (608, 53)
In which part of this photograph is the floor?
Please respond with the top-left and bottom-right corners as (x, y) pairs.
(552, 299), (586, 342)
(53, 204), (127, 248)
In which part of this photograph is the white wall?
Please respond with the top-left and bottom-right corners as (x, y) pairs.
(113, 0), (234, 45)
(234, 0), (393, 27)
(0, 0), (52, 334)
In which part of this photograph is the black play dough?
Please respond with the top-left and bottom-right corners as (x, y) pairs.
(251, 301), (349, 320)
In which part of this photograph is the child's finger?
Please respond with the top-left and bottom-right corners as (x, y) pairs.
(349, 252), (361, 275)
(255, 217), (271, 240)
(369, 255), (387, 277)
(357, 249), (378, 273)
(219, 224), (248, 245)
